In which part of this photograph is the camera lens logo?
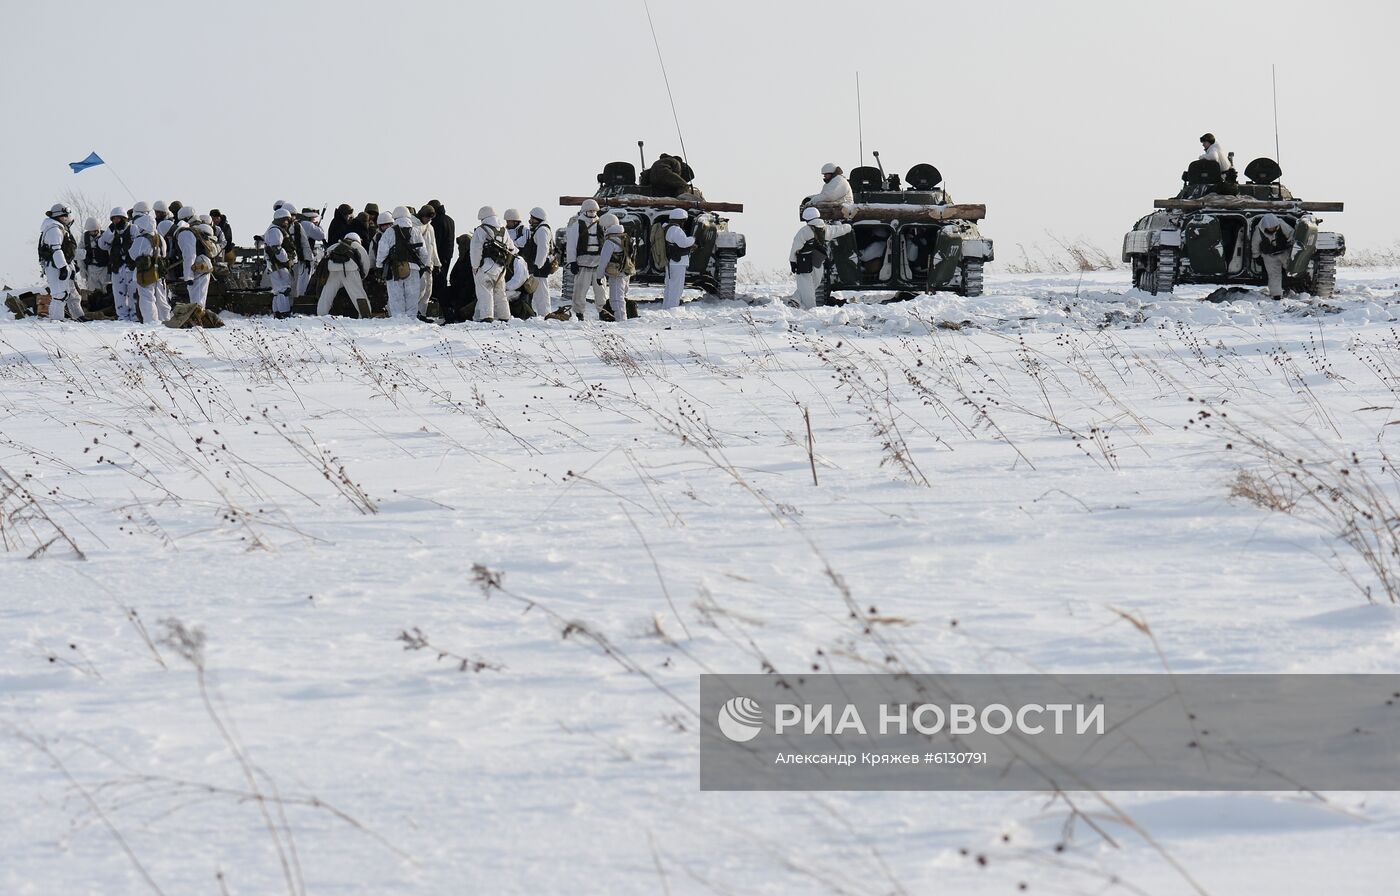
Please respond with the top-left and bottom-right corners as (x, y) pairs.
(717, 696), (764, 743)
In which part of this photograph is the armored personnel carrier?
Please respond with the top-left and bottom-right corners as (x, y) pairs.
(557, 160), (748, 303)
(1122, 157), (1345, 298)
(806, 159), (993, 303)
(204, 245), (389, 316)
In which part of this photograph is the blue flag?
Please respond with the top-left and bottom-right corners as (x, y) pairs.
(68, 152), (104, 174)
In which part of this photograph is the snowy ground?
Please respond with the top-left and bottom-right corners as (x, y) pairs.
(4, 269), (1400, 895)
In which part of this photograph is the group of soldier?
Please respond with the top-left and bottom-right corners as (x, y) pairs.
(35, 201), (233, 324)
(30, 190), (706, 326)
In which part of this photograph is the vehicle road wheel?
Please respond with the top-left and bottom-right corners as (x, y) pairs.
(959, 260), (984, 297)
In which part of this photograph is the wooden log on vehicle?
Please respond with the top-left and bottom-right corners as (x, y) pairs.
(559, 195), (743, 213)
(1154, 198), (1344, 212)
(810, 203), (987, 222)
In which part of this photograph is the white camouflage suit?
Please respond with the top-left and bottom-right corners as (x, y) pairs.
(98, 213), (137, 322)
(565, 211), (607, 319)
(80, 222), (111, 299)
(177, 225), (214, 309)
(1250, 214), (1296, 299)
(317, 237), (373, 316)
(128, 216), (172, 323)
(790, 213), (852, 310)
(417, 218), (439, 316)
(39, 215), (82, 320)
(594, 228), (631, 322)
(470, 217), (512, 322)
(375, 218), (430, 319)
(264, 218), (296, 314)
(295, 215), (327, 298)
(662, 217), (695, 310)
(521, 221), (554, 316)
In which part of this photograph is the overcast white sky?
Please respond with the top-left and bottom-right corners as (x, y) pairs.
(2, 0), (1395, 286)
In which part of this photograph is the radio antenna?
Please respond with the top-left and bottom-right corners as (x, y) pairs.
(642, 0), (689, 170)
(1271, 64), (1281, 164)
(857, 72), (865, 166)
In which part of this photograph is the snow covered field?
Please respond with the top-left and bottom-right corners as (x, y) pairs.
(4, 270), (1400, 895)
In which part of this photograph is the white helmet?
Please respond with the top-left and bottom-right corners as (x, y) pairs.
(580, 199), (600, 214)
(376, 211), (394, 226)
(177, 206), (196, 220)
(273, 208), (293, 221)
(392, 206), (409, 219)
(668, 208), (687, 220)
(802, 206), (821, 222)
(84, 216), (99, 231)
(153, 200), (168, 213)
(600, 213), (620, 229)
(194, 223), (214, 236)
(273, 199), (288, 211)
(344, 232), (362, 243)
(477, 205), (496, 220)
(503, 208), (521, 222)
(529, 207), (547, 221)
(198, 214), (212, 224)
(109, 206), (126, 219)
(820, 162), (837, 175)
(133, 200), (151, 215)
(605, 222), (625, 235)
(48, 203), (71, 218)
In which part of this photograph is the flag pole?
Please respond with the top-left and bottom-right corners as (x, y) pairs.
(104, 163), (138, 204)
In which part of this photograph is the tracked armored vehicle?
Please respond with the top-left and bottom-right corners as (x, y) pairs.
(1122, 157), (1345, 298)
(807, 160), (993, 304)
(557, 161), (747, 303)
(204, 245), (390, 317)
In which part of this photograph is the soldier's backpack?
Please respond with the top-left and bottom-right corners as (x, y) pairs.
(133, 232), (167, 287)
(793, 223), (827, 275)
(327, 239), (357, 265)
(386, 225), (419, 280)
(481, 225), (513, 266)
(605, 233), (635, 277)
(38, 225), (77, 268)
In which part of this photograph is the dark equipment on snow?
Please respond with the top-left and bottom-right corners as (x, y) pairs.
(1123, 156), (1346, 298)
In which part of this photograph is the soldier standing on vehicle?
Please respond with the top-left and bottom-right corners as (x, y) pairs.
(317, 232), (372, 317)
(566, 198), (607, 321)
(99, 208), (137, 322)
(470, 207), (514, 323)
(805, 163), (854, 207)
(789, 206), (852, 310)
(265, 208), (298, 319)
(521, 207), (556, 317)
(661, 208), (694, 311)
(594, 221), (633, 323)
(38, 204), (83, 320)
(1199, 134), (1230, 175)
(376, 211), (430, 320)
(1250, 213), (1295, 301)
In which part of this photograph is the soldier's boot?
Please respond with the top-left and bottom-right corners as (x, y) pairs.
(354, 298), (372, 318)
